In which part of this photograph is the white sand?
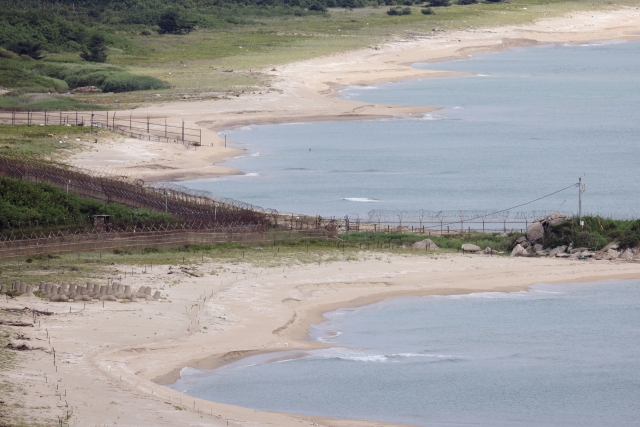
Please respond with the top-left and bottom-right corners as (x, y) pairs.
(3, 254), (640, 426)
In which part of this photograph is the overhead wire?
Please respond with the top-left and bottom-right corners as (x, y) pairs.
(439, 182), (579, 227)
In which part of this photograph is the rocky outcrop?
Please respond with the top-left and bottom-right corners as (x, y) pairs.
(412, 239), (439, 250)
(461, 243), (481, 252)
(512, 214), (570, 254)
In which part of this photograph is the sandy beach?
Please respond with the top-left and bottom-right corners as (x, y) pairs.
(3, 254), (640, 427)
(3, 8), (640, 427)
(70, 7), (640, 182)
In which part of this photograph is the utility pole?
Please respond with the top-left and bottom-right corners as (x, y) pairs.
(578, 177), (586, 228)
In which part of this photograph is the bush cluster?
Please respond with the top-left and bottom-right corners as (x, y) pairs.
(544, 216), (640, 250)
(387, 6), (412, 15)
(0, 177), (174, 230)
(0, 59), (168, 93)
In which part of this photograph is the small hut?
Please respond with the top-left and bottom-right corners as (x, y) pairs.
(93, 215), (112, 232)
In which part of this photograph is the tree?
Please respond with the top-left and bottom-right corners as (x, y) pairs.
(457, 0), (478, 4)
(157, 9), (196, 35)
(429, 0), (451, 6)
(6, 40), (44, 60)
(80, 34), (108, 62)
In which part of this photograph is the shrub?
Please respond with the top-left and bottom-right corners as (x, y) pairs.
(6, 41), (45, 60)
(428, 0), (450, 6)
(0, 48), (19, 59)
(619, 220), (640, 249)
(387, 6), (412, 14)
(80, 34), (108, 63)
(308, 1), (328, 11)
(100, 73), (169, 93)
(157, 9), (196, 35)
(457, 0), (477, 4)
(142, 247), (163, 254)
(421, 6), (434, 13)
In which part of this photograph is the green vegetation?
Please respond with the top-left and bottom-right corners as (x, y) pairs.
(0, 176), (175, 232)
(0, 0), (633, 108)
(387, 6), (412, 15)
(0, 58), (169, 96)
(80, 34), (108, 63)
(0, 124), (102, 158)
(545, 216), (640, 250)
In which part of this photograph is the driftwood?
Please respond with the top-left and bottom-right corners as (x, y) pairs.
(6, 343), (44, 351)
(0, 320), (33, 327)
(2, 308), (53, 315)
(180, 268), (200, 277)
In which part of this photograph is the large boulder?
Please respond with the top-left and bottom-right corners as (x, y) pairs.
(412, 239), (439, 251)
(461, 244), (481, 253)
(510, 244), (529, 257)
(604, 249), (620, 259)
(525, 222), (544, 243)
(619, 249), (634, 260)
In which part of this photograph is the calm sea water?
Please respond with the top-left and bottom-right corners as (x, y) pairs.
(181, 41), (640, 218)
(169, 280), (640, 426)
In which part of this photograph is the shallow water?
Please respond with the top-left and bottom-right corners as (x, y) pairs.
(182, 41), (640, 218)
(168, 280), (640, 426)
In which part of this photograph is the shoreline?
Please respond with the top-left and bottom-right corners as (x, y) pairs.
(159, 269), (640, 387)
(6, 9), (640, 427)
(5, 253), (640, 427)
(69, 8), (640, 183)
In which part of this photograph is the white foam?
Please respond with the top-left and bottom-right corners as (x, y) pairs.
(435, 291), (531, 300)
(342, 197), (378, 203)
(421, 114), (444, 120)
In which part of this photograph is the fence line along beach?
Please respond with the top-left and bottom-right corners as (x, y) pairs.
(3, 7), (640, 427)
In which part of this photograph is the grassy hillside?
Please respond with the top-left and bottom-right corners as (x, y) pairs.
(0, 176), (174, 232)
(0, 0), (637, 109)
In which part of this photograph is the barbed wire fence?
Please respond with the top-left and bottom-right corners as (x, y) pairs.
(0, 110), (202, 147)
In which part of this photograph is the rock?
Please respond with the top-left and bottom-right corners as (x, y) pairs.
(555, 253), (569, 258)
(411, 239), (439, 250)
(461, 244), (481, 252)
(545, 213), (568, 227)
(604, 249), (619, 260)
(549, 246), (567, 257)
(153, 291), (161, 299)
(70, 86), (102, 94)
(570, 247), (587, 254)
(525, 222), (544, 243)
(510, 244), (529, 257)
(619, 249), (634, 260)
(482, 247), (493, 255)
(533, 244), (543, 252)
